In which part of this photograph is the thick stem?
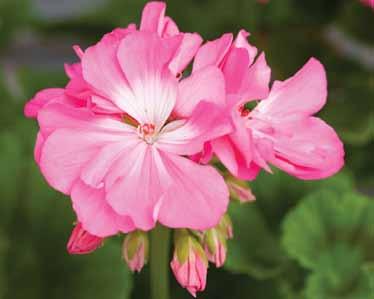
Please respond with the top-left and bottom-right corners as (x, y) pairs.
(150, 225), (171, 299)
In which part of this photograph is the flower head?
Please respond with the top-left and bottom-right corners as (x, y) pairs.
(25, 2), (230, 237)
(193, 31), (344, 181)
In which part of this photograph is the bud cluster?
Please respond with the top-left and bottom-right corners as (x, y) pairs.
(170, 214), (234, 297)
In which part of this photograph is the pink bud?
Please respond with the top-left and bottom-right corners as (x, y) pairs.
(227, 179), (256, 203)
(204, 228), (227, 268)
(171, 230), (208, 297)
(67, 222), (103, 255)
(123, 231), (149, 273)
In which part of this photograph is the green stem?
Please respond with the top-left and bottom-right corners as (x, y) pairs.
(150, 225), (171, 299)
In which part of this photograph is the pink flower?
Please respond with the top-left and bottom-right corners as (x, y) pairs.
(171, 230), (208, 297)
(67, 222), (103, 254)
(194, 31), (344, 180)
(192, 30), (272, 180)
(25, 1), (203, 117)
(204, 228), (227, 268)
(122, 231), (149, 273)
(26, 3), (230, 237)
(247, 58), (345, 179)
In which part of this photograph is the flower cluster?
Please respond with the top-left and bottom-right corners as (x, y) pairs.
(24, 1), (344, 297)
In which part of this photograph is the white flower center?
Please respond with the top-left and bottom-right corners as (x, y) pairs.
(137, 123), (158, 144)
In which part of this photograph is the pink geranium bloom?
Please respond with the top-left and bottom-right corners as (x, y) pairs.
(192, 30), (271, 179)
(247, 58), (344, 179)
(25, 3), (230, 237)
(194, 31), (344, 180)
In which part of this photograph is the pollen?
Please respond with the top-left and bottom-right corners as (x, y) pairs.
(238, 105), (250, 117)
(138, 123), (157, 144)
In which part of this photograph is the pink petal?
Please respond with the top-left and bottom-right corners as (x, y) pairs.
(268, 117), (344, 179)
(39, 128), (129, 194)
(34, 132), (45, 164)
(252, 58), (327, 122)
(157, 152), (229, 230)
(81, 138), (141, 188)
(169, 33), (203, 76)
(211, 136), (260, 180)
(193, 33), (233, 72)
(157, 101), (232, 156)
(140, 1), (166, 34)
(24, 88), (65, 118)
(162, 16), (179, 37)
(106, 145), (172, 230)
(228, 108), (253, 167)
(37, 103), (134, 138)
(237, 52), (271, 101)
(175, 66), (225, 117)
(81, 28), (137, 116)
(233, 30), (258, 66)
(222, 48), (250, 95)
(71, 180), (135, 237)
(117, 31), (181, 127)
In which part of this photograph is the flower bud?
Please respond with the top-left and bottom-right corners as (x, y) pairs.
(203, 228), (227, 268)
(122, 230), (149, 273)
(218, 214), (234, 239)
(170, 229), (208, 297)
(227, 178), (256, 203)
(67, 222), (103, 255)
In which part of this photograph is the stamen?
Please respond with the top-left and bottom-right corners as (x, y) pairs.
(138, 123), (157, 144)
(238, 105), (250, 117)
(140, 124), (155, 136)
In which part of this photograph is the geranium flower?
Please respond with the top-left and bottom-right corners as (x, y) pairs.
(193, 31), (344, 180)
(25, 3), (231, 237)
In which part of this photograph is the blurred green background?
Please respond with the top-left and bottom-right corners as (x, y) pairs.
(0, 0), (373, 298)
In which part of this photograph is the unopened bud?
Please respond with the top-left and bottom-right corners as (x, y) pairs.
(203, 228), (227, 268)
(171, 229), (208, 297)
(122, 231), (149, 273)
(227, 179), (256, 203)
(67, 222), (104, 255)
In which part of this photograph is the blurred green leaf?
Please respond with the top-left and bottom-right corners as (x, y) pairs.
(282, 189), (374, 270)
(0, 229), (9, 299)
(321, 72), (374, 146)
(225, 201), (286, 279)
(0, 132), (25, 226)
(0, 0), (30, 45)
(305, 245), (374, 299)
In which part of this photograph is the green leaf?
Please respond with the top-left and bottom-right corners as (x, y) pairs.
(282, 189), (374, 270)
(251, 171), (354, 231)
(225, 201), (286, 279)
(305, 245), (374, 299)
